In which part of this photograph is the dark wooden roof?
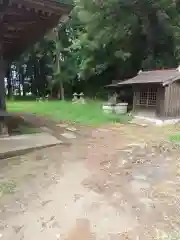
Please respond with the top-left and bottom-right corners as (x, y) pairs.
(0, 0), (72, 60)
(109, 69), (180, 87)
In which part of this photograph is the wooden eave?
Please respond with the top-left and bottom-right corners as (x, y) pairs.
(0, 0), (72, 60)
(162, 75), (180, 86)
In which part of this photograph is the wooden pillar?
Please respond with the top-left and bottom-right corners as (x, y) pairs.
(0, 58), (8, 136)
(0, 57), (6, 111)
(132, 86), (137, 113)
(0, 18), (6, 110)
(0, 44), (8, 135)
(0, 1), (9, 136)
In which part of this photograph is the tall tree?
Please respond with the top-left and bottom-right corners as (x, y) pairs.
(72, 0), (178, 78)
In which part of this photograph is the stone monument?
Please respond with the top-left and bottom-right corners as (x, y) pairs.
(72, 93), (78, 103)
(79, 92), (86, 104)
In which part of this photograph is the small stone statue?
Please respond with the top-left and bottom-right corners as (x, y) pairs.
(79, 92), (86, 104)
(72, 93), (78, 103)
(45, 94), (49, 101)
(108, 92), (117, 105)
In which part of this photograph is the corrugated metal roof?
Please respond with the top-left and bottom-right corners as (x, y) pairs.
(111, 69), (180, 87)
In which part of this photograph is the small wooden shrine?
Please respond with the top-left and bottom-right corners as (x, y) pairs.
(109, 68), (180, 119)
(0, 0), (71, 110)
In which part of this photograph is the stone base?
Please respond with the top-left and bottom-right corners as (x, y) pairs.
(0, 122), (9, 137)
(134, 115), (180, 126)
(0, 133), (63, 159)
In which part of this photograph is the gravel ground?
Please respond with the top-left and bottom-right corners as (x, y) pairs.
(0, 122), (180, 239)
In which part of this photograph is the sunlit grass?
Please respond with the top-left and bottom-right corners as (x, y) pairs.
(169, 134), (180, 143)
(7, 100), (131, 126)
(0, 181), (16, 195)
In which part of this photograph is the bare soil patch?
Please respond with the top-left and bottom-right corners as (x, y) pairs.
(0, 123), (180, 239)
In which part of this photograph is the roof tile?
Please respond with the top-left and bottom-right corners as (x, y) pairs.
(115, 69), (180, 86)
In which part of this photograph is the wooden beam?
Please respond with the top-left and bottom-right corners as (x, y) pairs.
(7, 9), (48, 18)
(4, 12), (49, 24)
(6, 25), (24, 31)
(4, 14), (60, 60)
(0, 0), (10, 18)
(6, 2), (52, 18)
(12, 0), (70, 15)
(3, 40), (14, 44)
(2, 2), (49, 27)
(2, 0), (71, 60)
(4, 33), (20, 39)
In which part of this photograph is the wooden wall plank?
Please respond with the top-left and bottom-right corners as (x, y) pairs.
(156, 86), (165, 117)
(132, 86), (137, 112)
(164, 81), (180, 117)
(164, 86), (170, 117)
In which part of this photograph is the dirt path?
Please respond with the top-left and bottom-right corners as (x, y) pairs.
(0, 123), (180, 239)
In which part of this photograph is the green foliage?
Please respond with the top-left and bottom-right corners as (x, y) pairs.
(0, 181), (16, 195)
(72, 0), (179, 76)
(13, 0), (180, 99)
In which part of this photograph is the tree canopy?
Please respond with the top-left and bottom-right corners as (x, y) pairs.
(7, 0), (180, 99)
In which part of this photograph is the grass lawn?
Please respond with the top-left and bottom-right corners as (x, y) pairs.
(7, 100), (131, 125)
(169, 134), (180, 143)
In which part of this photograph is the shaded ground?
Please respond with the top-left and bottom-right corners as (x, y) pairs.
(0, 121), (180, 239)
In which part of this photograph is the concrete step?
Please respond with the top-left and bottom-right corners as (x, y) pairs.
(0, 133), (63, 159)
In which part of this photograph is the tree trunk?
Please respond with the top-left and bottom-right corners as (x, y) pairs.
(22, 73), (26, 97)
(57, 89), (61, 99)
(60, 80), (64, 100)
(55, 28), (65, 100)
(18, 73), (21, 96)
